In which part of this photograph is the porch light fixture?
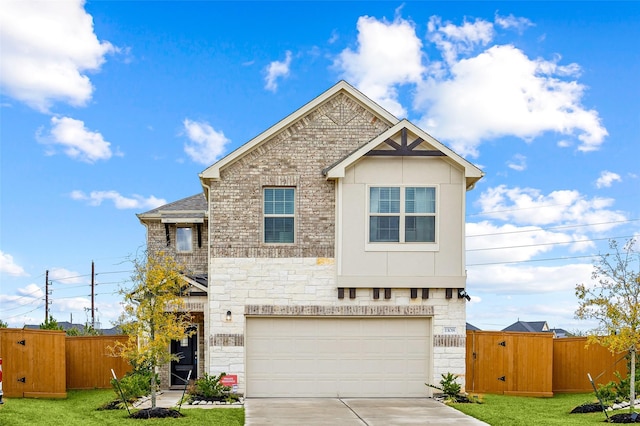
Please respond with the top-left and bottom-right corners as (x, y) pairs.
(458, 289), (471, 301)
(225, 310), (232, 322)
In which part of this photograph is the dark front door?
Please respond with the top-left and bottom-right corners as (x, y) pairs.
(170, 327), (197, 386)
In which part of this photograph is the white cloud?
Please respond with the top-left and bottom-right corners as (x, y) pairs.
(595, 170), (622, 188)
(49, 267), (85, 284)
(264, 50), (292, 92)
(40, 116), (113, 163)
(0, 251), (28, 276)
(427, 16), (494, 65)
(0, 284), (43, 306)
(415, 44), (608, 157)
(0, 0), (115, 112)
(335, 15), (424, 117)
(475, 185), (627, 230)
(70, 190), (166, 210)
(494, 13), (534, 33)
(182, 119), (230, 165)
(466, 221), (586, 266)
(507, 154), (527, 171)
(468, 263), (592, 294)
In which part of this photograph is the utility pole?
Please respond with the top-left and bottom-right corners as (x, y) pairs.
(45, 270), (49, 322)
(91, 260), (95, 328)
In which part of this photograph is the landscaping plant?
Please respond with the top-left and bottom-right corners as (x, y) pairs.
(575, 239), (640, 413)
(187, 372), (240, 404)
(110, 250), (194, 411)
(426, 372), (466, 403)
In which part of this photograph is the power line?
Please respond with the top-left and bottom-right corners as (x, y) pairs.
(466, 235), (635, 252)
(467, 253), (601, 267)
(466, 192), (640, 217)
(3, 304), (45, 320)
(466, 218), (639, 237)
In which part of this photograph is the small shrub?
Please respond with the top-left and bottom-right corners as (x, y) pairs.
(111, 367), (158, 402)
(187, 372), (240, 403)
(426, 372), (466, 403)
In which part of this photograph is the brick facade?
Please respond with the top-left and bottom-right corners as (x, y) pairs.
(208, 93), (391, 257)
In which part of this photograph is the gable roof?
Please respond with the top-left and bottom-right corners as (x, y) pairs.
(502, 321), (550, 333)
(324, 119), (483, 190)
(466, 322), (481, 331)
(137, 193), (207, 223)
(199, 80), (399, 182)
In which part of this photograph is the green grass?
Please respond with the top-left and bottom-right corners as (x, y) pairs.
(0, 389), (244, 426)
(451, 393), (636, 426)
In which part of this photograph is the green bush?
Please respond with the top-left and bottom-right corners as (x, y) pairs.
(111, 368), (157, 402)
(426, 372), (464, 402)
(596, 357), (640, 405)
(188, 372), (240, 403)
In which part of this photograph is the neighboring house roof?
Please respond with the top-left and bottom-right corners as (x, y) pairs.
(199, 80), (399, 182)
(502, 321), (550, 332)
(466, 322), (481, 331)
(550, 328), (571, 338)
(137, 193), (207, 223)
(324, 119), (484, 190)
(24, 322), (123, 335)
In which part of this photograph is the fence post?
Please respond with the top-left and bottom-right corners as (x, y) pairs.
(0, 357), (4, 404)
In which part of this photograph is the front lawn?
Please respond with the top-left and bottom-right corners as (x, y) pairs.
(452, 393), (635, 425)
(0, 389), (244, 426)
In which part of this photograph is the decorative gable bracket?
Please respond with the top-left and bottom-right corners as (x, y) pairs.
(365, 128), (446, 157)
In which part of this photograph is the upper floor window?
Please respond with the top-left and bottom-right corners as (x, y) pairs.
(176, 227), (193, 252)
(369, 186), (436, 243)
(264, 187), (295, 243)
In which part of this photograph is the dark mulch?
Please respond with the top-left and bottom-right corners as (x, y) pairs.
(130, 407), (184, 419)
(608, 413), (640, 423)
(571, 403), (609, 414)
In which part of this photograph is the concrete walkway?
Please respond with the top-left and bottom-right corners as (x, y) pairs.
(133, 390), (242, 410)
(245, 398), (489, 425)
(134, 392), (488, 425)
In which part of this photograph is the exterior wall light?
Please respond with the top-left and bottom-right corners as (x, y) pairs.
(226, 310), (232, 322)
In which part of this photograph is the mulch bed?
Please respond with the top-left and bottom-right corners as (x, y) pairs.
(130, 407), (184, 419)
(608, 413), (640, 423)
(571, 403), (608, 414)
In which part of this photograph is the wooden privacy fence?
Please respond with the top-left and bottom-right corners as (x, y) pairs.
(66, 335), (131, 389)
(553, 336), (628, 393)
(0, 329), (67, 398)
(466, 331), (554, 397)
(0, 329), (132, 398)
(466, 331), (629, 396)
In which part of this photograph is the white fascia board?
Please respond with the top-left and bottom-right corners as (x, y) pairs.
(199, 81), (399, 182)
(326, 119), (484, 189)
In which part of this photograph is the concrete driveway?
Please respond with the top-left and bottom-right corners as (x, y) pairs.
(244, 398), (489, 425)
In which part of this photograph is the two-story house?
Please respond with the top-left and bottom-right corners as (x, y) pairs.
(138, 81), (483, 397)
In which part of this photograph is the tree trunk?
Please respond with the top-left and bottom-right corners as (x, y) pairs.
(631, 346), (636, 413)
(151, 366), (157, 409)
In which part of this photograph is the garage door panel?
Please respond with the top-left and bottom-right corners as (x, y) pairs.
(246, 317), (431, 397)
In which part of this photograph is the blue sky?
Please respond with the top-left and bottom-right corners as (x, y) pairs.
(1, 1), (638, 331)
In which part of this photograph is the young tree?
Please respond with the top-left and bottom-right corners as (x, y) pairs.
(575, 239), (640, 412)
(112, 250), (193, 409)
(40, 315), (64, 330)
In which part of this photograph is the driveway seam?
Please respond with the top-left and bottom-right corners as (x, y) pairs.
(339, 398), (369, 425)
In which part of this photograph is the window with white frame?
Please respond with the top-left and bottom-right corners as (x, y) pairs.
(176, 227), (193, 252)
(369, 186), (436, 243)
(263, 187), (295, 243)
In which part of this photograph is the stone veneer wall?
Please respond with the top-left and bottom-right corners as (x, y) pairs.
(207, 257), (467, 395)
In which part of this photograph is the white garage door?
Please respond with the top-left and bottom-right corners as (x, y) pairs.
(246, 317), (431, 397)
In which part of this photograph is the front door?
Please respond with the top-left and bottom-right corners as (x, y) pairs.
(170, 326), (197, 386)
